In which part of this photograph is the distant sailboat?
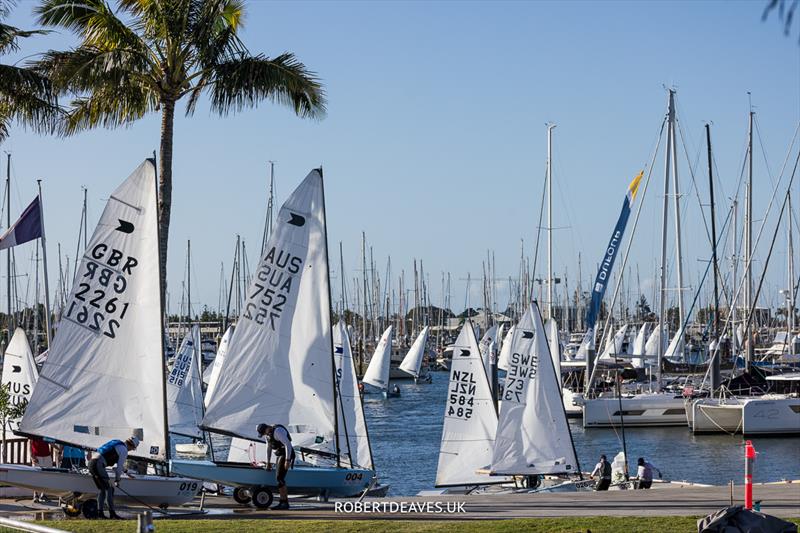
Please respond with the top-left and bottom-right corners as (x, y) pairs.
(168, 325), (208, 457)
(1, 328), (38, 435)
(398, 326), (430, 382)
(362, 326), (394, 397)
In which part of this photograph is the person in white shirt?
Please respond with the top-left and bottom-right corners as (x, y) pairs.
(635, 456), (662, 489)
(88, 436), (139, 519)
(257, 423), (295, 510)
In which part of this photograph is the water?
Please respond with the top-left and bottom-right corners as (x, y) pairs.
(364, 371), (800, 496)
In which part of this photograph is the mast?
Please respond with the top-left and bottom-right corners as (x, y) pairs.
(670, 94), (685, 359)
(657, 90), (675, 391)
(731, 199), (738, 355)
(360, 232), (368, 375)
(318, 168), (341, 468)
(36, 181), (53, 349)
(745, 110), (754, 369)
(547, 123), (556, 320)
(6, 153), (13, 334)
(706, 124), (721, 391)
(788, 193), (794, 353)
(261, 161), (275, 255)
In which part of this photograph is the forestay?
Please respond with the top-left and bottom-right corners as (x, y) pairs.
(167, 325), (203, 439)
(19, 160), (167, 460)
(334, 320), (373, 470)
(362, 326), (393, 392)
(398, 326), (429, 378)
(2, 328), (38, 434)
(436, 322), (509, 487)
(491, 303), (578, 476)
(202, 170), (337, 452)
(203, 326), (232, 407)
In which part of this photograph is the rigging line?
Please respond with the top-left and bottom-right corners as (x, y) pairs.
(754, 116), (778, 189)
(676, 118), (713, 251)
(530, 168), (547, 291)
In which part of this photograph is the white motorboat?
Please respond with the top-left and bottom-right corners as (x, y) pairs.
(583, 392), (687, 428)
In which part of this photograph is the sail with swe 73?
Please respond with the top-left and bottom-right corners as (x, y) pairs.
(491, 303), (579, 476)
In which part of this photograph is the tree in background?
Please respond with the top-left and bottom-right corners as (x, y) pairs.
(35, 0), (326, 299)
(0, 0), (60, 143)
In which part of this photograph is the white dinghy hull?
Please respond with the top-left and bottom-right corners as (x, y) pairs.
(0, 465), (199, 507)
(171, 460), (373, 497)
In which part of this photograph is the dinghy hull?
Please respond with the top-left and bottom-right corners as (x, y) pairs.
(0, 464), (200, 507)
(171, 460), (373, 497)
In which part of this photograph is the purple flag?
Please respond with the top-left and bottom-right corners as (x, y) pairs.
(0, 197), (42, 250)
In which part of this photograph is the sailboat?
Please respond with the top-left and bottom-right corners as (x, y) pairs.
(169, 325), (208, 457)
(1, 328), (38, 436)
(362, 326), (395, 397)
(1, 160), (200, 514)
(435, 321), (510, 489)
(397, 326), (430, 382)
(203, 325), (232, 404)
(172, 169), (373, 507)
(491, 303), (586, 491)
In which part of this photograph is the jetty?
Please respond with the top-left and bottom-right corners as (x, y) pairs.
(0, 482), (797, 523)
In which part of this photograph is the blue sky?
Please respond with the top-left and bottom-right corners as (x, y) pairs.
(3, 0), (799, 317)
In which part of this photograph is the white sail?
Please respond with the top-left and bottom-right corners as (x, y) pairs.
(497, 325), (515, 371)
(2, 328), (38, 434)
(632, 323), (649, 356)
(203, 326), (232, 407)
(20, 160), (167, 460)
(545, 318), (562, 389)
(436, 322), (508, 487)
(202, 170), (337, 452)
(362, 326), (393, 392)
(167, 325), (203, 439)
(491, 303), (578, 476)
(399, 326), (429, 378)
(478, 324), (498, 374)
(644, 324), (669, 356)
(598, 324), (629, 361)
(334, 320), (373, 470)
(664, 325), (685, 359)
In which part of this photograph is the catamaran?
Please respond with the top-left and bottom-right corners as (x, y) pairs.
(172, 169), (374, 507)
(1, 160), (200, 516)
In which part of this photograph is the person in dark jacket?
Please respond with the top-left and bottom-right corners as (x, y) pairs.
(88, 436), (139, 519)
(590, 454), (612, 491)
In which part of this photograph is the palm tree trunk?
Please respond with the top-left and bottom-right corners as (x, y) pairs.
(158, 98), (175, 307)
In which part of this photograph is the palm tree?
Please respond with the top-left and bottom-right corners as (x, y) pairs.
(35, 0), (326, 296)
(0, 0), (60, 143)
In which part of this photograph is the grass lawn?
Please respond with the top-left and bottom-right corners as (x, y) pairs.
(32, 517), (800, 533)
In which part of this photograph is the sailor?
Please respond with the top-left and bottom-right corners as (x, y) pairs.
(590, 454), (612, 491)
(392, 384), (401, 395)
(634, 457), (661, 489)
(257, 423), (295, 510)
(88, 436), (139, 519)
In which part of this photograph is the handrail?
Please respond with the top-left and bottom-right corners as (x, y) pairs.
(0, 517), (69, 533)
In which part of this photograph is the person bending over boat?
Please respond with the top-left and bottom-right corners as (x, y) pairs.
(257, 423), (295, 510)
(88, 436), (139, 519)
(634, 457), (661, 489)
(590, 454), (612, 491)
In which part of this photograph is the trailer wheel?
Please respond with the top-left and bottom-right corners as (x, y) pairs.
(251, 486), (273, 509)
(232, 487), (252, 504)
(62, 504), (81, 518)
(81, 499), (98, 519)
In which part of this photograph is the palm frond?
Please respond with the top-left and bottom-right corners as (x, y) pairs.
(61, 81), (156, 134)
(204, 52), (326, 119)
(0, 22), (50, 54)
(37, 45), (155, 94)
